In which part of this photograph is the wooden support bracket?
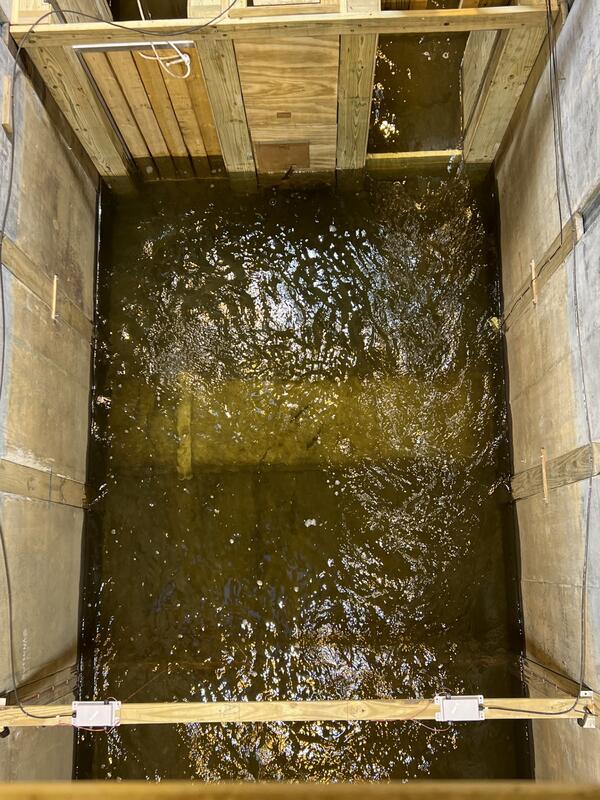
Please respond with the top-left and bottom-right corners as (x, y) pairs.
(1, 75), (13, 138)
(511, 442), (600, 501)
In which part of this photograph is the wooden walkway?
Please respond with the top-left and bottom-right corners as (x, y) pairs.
(8, 4), (552, 180)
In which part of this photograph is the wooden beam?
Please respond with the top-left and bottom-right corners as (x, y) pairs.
(502, 213), (583, 331)
(1, 75), (13, 137)
(0, 236), (93, 339)
(0, 457), (86, 507)
(2, 782), (600, 800)
(511, 442), (600, 501)
(0, 695), (595, 727)
(366, 149), (461, 172)
(2, 783), (600, 800)
(25, 45), (131, 177)
(462, 2), (547, 163)
(195, 39), (255, 175)
(11, 7), (550, 48)
(336, 31), (378, 171)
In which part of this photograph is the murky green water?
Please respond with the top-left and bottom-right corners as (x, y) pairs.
(77, 173), (529, 781)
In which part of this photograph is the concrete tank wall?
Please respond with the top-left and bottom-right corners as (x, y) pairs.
(496, 0), (600, 781)
(0, 16), (98, 779)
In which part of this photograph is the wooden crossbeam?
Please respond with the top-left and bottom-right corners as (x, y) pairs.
(10, 6), (549, 48)
(2, 782), (600, 800)
(0, 696), (594, 727)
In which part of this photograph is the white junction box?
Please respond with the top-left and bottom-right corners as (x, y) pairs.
(435, 694), (485, 722)
(72, 700), (121, 729)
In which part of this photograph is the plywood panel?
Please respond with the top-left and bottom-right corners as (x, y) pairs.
(255, 141), (310, 172)
(236, 36), (339, 173)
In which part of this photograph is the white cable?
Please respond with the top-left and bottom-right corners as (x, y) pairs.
(135, 0), (191, 79)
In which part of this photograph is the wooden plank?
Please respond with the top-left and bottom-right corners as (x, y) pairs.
(461, 29), (500, 132)
(133, 50), (194, 178)
(463, 5), (546, 163)
(4, 665), (78, 707)
(502, 213), (583, 331)
(511, 442), (600, 501)
(11, 7), (554, 48)
(0, 457), (86, 507)
(229, 0), (339, 17)
(236, 36), (338, 173)
(522, 656), (581, 699)
(366, 149), (462, 171)
(186, 46), (222, 158)
(156, 48), (210, 176)
(83, 51), (156, 176)
(14, 0), (112, 25)
(2, 782), (600, 800)
(106, 50), (176, 179)
(0, 695), (595, 728)
(25, 45), (130, 177)
(196, 39), (255, 174)
(336, 32), (378, 170)
(1, 237), (92, 340)
(1, 75), (13, 137)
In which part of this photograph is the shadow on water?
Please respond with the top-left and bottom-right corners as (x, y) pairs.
(77, 171), (530, 780)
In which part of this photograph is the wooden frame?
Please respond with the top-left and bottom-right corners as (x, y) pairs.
(10, 7), (550, 47)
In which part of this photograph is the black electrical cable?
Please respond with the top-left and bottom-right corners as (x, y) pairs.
(487, 0), (595, 721)
(0, 0), (238, 724)
(11, 0), (240, 41)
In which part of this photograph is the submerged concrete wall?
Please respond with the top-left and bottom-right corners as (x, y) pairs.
(496, 0), (600, 781)
(0, 18), (98, 780)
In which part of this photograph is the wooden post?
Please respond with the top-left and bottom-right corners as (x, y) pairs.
(336, 30), (378, 173)
(461, 0), (548, 163)
(195, 39), (256, 179)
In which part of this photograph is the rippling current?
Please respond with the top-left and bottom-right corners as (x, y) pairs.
(77, 173), (529, 780)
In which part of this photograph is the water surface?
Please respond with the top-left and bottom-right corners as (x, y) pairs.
(77, 173), (529, 780)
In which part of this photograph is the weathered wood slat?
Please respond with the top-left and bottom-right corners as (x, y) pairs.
(0, 457), (86, 507)
(336, 32), (378, 171)
(161, 56), (210, 176)
(25, 45), (130, 177)
(0, 695), (594, 728)
(511, 442), (600, 501)
(11, 7), (552, 49)
(196, 39), (255, 174)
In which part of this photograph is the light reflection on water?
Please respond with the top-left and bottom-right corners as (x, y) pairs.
(77, 174), (528, 781)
